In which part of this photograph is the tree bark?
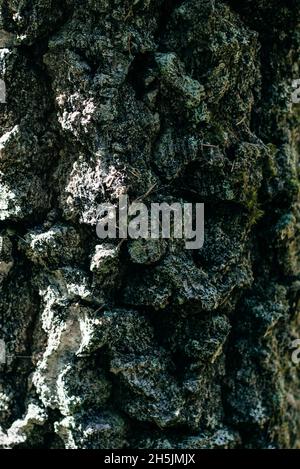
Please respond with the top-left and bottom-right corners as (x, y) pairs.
(0, 0), (299, 449)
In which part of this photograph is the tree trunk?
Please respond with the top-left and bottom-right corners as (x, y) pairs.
(0, 0), (299, 449)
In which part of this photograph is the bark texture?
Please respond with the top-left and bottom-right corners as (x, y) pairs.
(0, 0), (299, 449)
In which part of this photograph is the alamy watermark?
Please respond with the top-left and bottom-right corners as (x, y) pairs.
(96, 195), (204, 250)
(2, 336), (299, 365)
(0, 339), (37, 365)
(0, 339), (6, 364)
(291, 339), (300, 365)
(292, 79), (300, 104)
(0, 79), (6, 103)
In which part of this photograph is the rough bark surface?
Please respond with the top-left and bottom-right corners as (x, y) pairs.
(0, 0), (299, 449)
